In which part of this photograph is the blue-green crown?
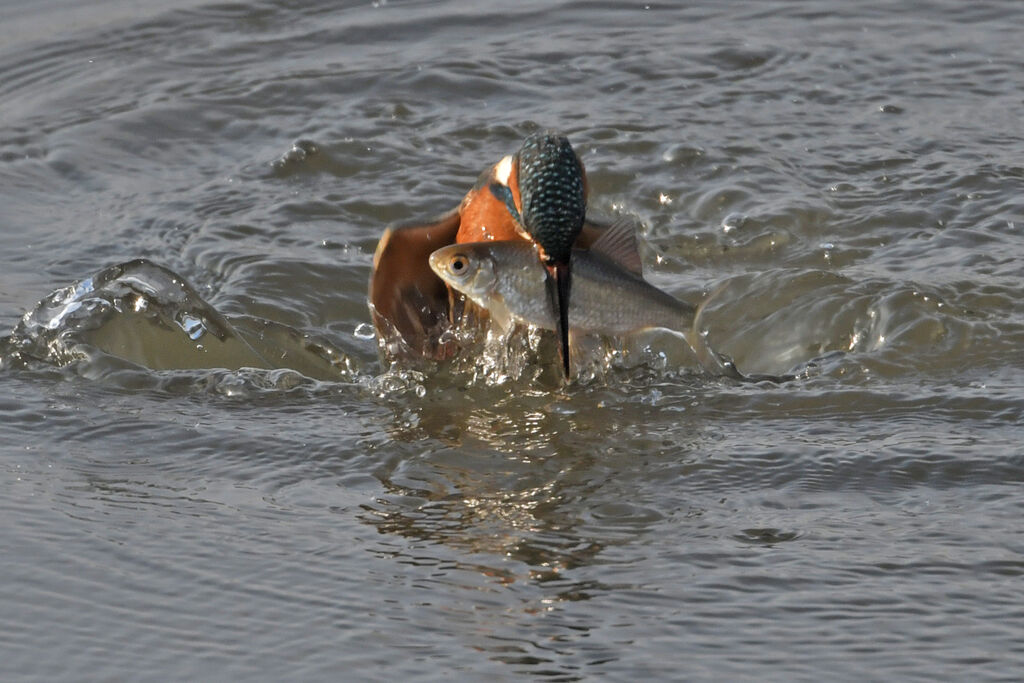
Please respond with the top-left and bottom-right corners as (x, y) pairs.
(516, 132), (586, 263)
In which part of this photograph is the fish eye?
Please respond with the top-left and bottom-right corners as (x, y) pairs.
(449, 254), (469, 275)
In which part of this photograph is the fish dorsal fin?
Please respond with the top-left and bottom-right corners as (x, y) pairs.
(589, 217), (644, 276)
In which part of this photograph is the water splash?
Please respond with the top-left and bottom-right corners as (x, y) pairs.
(373, 301), (726, 395)
(1, 259), (357, 385)
(3, 259), (790, 399)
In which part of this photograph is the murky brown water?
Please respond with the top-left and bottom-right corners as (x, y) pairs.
(2, 1), (1023, 680)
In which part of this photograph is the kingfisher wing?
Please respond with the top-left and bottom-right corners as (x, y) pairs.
(369, 209), (461, 359)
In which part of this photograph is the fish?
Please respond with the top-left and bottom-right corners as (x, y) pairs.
(427, 223), (750, 380)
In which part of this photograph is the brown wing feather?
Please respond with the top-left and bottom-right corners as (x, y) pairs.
(369, 209), (461, 359)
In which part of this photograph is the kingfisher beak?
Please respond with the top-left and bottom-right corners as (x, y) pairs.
(544, 261), (572, 378)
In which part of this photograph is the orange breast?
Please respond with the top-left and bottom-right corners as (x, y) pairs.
(456, 191), (521, 243)
(454, 159), (524, 244)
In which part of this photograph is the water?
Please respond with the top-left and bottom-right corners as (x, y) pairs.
(2, 0), (1023, 679)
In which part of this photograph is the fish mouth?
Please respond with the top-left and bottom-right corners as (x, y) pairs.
(427, 248), (447, 278)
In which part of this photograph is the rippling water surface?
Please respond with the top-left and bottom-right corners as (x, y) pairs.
(2, 1), (1023, 680)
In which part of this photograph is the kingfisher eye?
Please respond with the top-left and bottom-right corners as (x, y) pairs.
(449, 254), (469, 275)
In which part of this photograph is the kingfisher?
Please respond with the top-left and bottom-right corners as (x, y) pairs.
(370, 132), (639, 375)
(486, 132), (586, 377)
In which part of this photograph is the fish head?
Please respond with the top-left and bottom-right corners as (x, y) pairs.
(428, 243), (498, 309)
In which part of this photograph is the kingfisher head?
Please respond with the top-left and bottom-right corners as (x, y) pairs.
(513, 132), (587, 265)
(484, 132), (587, 261)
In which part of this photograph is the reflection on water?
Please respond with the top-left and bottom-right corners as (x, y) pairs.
(363, 382), (708, 609)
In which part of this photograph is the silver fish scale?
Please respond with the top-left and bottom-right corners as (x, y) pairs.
(471, 243), (695, 335)
(567, 253), (695, 335)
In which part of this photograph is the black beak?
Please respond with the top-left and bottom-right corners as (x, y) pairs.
(545, 260), (572, 378)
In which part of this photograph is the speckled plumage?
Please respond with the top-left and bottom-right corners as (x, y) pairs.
(515, 133), (586, 263)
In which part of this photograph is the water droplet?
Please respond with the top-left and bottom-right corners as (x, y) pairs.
(179, 314), (205, 341)
(73, 277), (95, 299)
(45, 300), (82, 330)
(273, 139), (320, 169)
(353, 322), (376, 339)
(722, 212), (746, 233)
